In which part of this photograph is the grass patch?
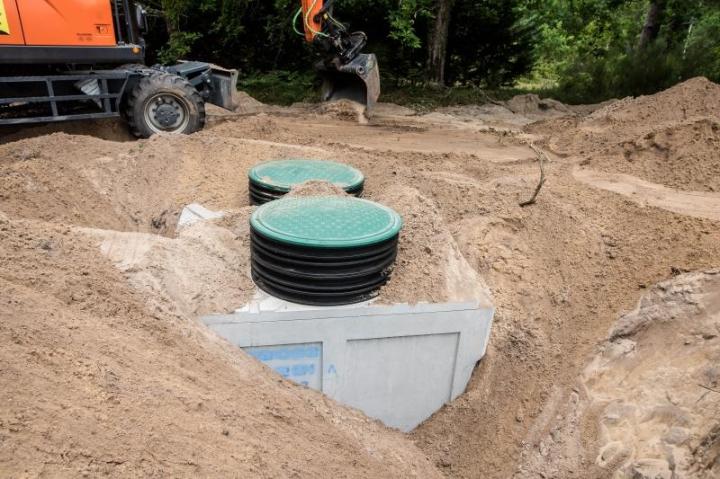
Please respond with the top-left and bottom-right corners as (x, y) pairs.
(239, 71), (318, 106)
(239, 71), (565, 110)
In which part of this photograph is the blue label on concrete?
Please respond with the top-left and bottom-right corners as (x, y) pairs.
(245, 343), (322, 389)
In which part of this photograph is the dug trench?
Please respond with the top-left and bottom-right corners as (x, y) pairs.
(0, 78), (719, 477)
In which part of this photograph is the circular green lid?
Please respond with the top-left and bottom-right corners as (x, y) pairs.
(250, 196), (403, 248)
(248, 159), (365, 193)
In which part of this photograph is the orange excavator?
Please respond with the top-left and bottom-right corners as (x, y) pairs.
(0, 0), (379, 137)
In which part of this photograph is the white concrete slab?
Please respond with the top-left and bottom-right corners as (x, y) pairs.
(203, 300), (494, 431)
(177, 203), (225, 228)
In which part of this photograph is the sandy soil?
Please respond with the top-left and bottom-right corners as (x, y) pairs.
(516, 270), (720, 478)
(1, 78), (719, 478)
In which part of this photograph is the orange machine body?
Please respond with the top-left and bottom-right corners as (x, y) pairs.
(301, 0), (323, 42)
(0, 0), (116, 46)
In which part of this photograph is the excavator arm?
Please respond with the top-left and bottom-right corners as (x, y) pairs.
(298, 0), (380, 111)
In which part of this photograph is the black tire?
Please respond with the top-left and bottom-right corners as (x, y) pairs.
(116, 64), (149, 120)
(124, 72), (205, 138)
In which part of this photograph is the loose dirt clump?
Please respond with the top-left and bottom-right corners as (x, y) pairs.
(316, 99), (369, 124)
(287, 180), (349, 197)
(505, 93), (574, 119)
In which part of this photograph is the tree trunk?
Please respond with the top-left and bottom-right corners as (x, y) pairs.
(426, 0), (455, 85)
(637, 0), (665, 50)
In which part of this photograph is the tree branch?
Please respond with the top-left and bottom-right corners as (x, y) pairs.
(519, 143), (547, 207)
(698, 383), (720, 394)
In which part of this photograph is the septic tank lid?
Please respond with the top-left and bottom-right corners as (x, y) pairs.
(248, 159), (365, 193)
(250, 196), (402, 248)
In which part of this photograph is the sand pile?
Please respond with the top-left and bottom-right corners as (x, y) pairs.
(287, 180), (349, 197)
(233, 90), (266, 114)
(423, 94), (581, 131)
(505, 93), (574, 119)
(587, 77), (720, 127)
(581, 117), (720, 193)
(0, 118), (135, 144)
(516, 270), (720, 478)
(376, 185), (491, 305)
(539, 77), (720, 158)
(88, 215), (255, 318)
(531, 77), (720, 197)
(316, 99), (369, 124)
(0, 214), (440, 477)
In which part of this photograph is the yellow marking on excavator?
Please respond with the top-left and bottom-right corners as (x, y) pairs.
(0, 0), (10, 35)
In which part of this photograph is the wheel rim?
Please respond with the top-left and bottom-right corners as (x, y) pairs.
(143, 93), (190, 134)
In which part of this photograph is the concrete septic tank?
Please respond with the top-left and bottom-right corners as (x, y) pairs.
(203, 294), (494, 432)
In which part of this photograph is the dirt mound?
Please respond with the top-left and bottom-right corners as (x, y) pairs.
(233, 90), (266, 114)
(581, 118), (720, 192)
(0, 215), (440, 477)
(0, 133), (151, 232)
(287, 180), (349, 197)
(0, 119), (134, 144)
(588, 76), (720, 126)
(532, 77), (720, 195)
(538, 77), (720, 158)
(316, 99), (368, 124)
(376, 185), (491, 305)
(0, 128), (339, 234)
(516, 270), (720, 478)
(428, 95), (579, 130)
(506, 93), (574, 118)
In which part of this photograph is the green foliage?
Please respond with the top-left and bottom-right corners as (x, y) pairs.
(388, 0), (433, 49)
(239, 70), (317, 105)
(141, 0), (720, 105)
(526, 0), (720, 103)
(379, 83), (536, 110)
(681, 10), (720, 80)
(446, 0), (534, 86)
(158, 31), (201, 64)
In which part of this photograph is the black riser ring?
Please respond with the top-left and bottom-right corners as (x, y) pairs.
(252, 261), (389, 292)
(251, 230), (397, 261)
(251, 236), (397, 269)
(252, 246), (397, 280)
(252, 271), (382, 306)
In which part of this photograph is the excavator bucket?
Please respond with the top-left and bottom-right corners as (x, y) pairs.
(318, 53), (380, 112)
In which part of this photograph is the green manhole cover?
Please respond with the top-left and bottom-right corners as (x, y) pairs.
(249, 159), (365, 193)
(250, 196), (403, 248)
